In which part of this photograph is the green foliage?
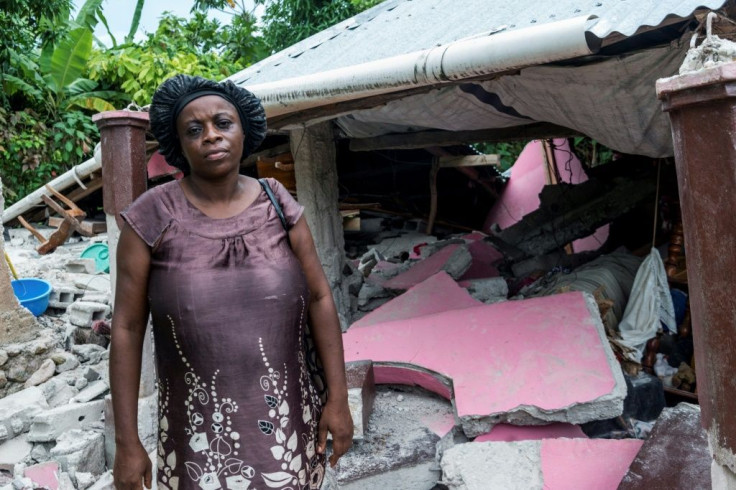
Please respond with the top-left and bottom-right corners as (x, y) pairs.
(473, 141), (529, 172)
(87, 12), (246, 106)
(0, 107), (97, 203)
(570, 136), (615, 167)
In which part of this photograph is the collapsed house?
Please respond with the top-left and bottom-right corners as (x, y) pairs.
(1, 0), (736, 488)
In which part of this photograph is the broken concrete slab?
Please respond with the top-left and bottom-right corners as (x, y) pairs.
(458, 237), (503, 281)
(345, 361), (376, 440)
(343, 291), (626, 437)
(474, 423), (586, 442)
(382, 244), (471, 291)
(24, 461), (60, 490)
(440, 438), (642, 489)
(460, 277), (508, 304)
(619, 403), (711, 489)
(70, 380), (108, 403)
(28, 400), (105, 442)
(335, 386), (450, 489)
(0, 437), (33, 471)
(352, 272), (481, 329)
(0, 387), (49, 442)
(49, 430), (105, 476)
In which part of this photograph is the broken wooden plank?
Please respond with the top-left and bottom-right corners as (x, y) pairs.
(349, 123), (580, 152)
(47, 217), (106, 235)
(439, 154), (500, 168)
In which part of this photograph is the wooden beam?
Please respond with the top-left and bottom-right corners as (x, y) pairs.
(349, 123), (581, 152)
(439, 154), (500, 168)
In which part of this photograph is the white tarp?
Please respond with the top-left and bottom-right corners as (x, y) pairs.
(337, 39), (689, 157)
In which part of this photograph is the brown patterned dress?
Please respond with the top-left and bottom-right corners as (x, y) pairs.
(121, 178), (325, 490)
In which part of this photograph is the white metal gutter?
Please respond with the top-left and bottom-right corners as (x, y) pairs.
(3, 151), (101, 224)
(240, 15), (599, 119)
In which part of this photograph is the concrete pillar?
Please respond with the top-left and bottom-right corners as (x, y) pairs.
(0, 177), (40, 344)
(290, 122), (351, 329)
(657, 62), (736, 483)
(91, 111), (156, 398)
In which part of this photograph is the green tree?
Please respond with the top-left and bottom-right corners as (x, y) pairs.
(193, 0), (383, 55)
(87, 12), (248, 105)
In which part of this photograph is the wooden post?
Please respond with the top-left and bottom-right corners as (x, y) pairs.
(290, 122), (352, 329)
(658, 62), (736, 485)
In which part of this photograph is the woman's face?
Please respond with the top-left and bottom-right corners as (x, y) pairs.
(176, 95), (245, 179)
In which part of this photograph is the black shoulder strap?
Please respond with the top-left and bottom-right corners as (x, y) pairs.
(258, 178), (291, 247)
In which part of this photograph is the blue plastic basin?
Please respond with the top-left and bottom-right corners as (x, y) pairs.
(11, 278), (52, 316)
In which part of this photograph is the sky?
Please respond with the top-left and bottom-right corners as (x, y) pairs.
(82, 0), (260, 46)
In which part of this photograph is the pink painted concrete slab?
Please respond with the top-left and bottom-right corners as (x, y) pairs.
(343, 291), (622, 433)
(483, 139), (608, 253)
(474, 423), (587, 442)
(420, 411), (457, 438)
(352, 271), (481, 329)
(382, 244), (462, 290)
(459, 239), (503, 280)
(24, 461), (60, 490)
(373, 364), (453, 400)
(541, 438), (643, 489)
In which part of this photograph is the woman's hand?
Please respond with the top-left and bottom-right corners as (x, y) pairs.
(113, 441), (152, 490)
(317, 397), (354, 467)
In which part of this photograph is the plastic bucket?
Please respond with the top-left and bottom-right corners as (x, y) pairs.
(80, 243), (110, 273)
(11, 278), (52, 316)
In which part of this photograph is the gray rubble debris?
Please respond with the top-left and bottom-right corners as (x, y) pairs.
(65, 259), (96, 275)
(72, 344), (106, 364)
(39, 378), (79, 408)
(70, 275), (111, 293)
(28, 400), (105, 442)
(70, 380), (108, 403)
(440, 441), (543, 490)
(335, 386), (450, 488)
(23, 359), (56, 388)
(0, 437), (33, 471)
(464, 277), (508, 304)
(52, 352), (80, 373)
(86, 470), (113, 490)
(50, 430), (105, 476)
(0, 388), (49, 441)
(75, 471), (96, 489)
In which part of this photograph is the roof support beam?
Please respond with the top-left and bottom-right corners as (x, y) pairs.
(348, 123), (581, 152)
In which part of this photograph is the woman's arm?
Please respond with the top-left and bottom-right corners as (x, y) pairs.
(109, 224), (153, 489)
(289, 217), (354, 467)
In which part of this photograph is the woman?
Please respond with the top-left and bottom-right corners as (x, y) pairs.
(110, 75), (353, 490)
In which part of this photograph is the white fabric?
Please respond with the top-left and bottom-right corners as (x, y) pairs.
(337, 40), (689, 157)
(617, 248), (676, 362)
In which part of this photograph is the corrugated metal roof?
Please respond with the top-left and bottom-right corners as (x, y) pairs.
(230, 0), (728, 86)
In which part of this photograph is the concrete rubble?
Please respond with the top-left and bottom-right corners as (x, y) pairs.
(0, 219), (113, 489)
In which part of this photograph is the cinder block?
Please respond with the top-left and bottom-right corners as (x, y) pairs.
(67, 302), (110, 328)
(28, 400), (105, 442)
(48, 287), (84, 310)
(346, 360), (376, 440)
